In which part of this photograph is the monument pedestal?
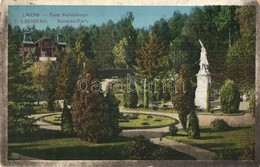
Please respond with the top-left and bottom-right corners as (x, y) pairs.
(194, 40), (211, 110)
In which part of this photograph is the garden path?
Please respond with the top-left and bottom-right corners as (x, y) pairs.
(150, 138), (217, 160)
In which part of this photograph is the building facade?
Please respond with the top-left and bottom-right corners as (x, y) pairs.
(20, 32), (67, 61)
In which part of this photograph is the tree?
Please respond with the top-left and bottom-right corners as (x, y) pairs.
(45, 61), (58, 111)
(8, 48), (38, 135)
(29, 61), (51, 105)
(206, 83), (211, 112)
(152, 18), (172, 49)
(134, 32), (166, 80)
(175, 65), (195, 130)
(118, 12), (137, 67)
(187, 111), (200, 139)
(61, 100), (73, 135)
(225, 7), (255, 89)
(55, 53), (79, 103)
(135, 33), (167, 108)
(113, 37), (128, 68)
(74, 31), (93, 65)
(123, 83), (138, 108)
(220, 79), (240, 114)
(94, 21), (117, 68)
(71, 61), (121, 142)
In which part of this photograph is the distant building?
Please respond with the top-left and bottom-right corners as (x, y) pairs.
(20, 32), (67, 61)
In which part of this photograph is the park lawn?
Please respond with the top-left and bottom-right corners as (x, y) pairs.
(43, 114), (177, 129)
(44, 115), (61, 124)
(8, 129), (195, 160)
(119, 114), (176, 129)
(166, 126), (255, 159)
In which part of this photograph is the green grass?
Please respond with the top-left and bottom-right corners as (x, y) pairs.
(166, 126), (255, 159)
(33, 105), (50, 114)
(8, 129), (195, 160)
(43, 114), (177, 129)
(115, 94), (124, 106)
(119, 114), (176, 129)
(44, 115), (61, 124)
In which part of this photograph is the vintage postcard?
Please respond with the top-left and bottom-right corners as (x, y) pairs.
(0, 0), (259, 166)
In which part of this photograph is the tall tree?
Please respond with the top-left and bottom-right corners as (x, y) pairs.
(134, 32), (166, 80)
(113, 37), (128, 68)
(8, 47), (38, 135)
(71, 61), (121, 142)
(152, 18), (172, 50)
(225, 6), (255, 89)
(174, 65), (196, 130)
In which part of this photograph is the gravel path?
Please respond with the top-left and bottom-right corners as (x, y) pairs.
(150, 138), (217, 160)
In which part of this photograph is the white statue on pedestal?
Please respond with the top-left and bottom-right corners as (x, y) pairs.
(195, 40), (211, 110)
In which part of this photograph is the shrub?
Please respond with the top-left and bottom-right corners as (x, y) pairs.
(169, 124), (178, 136)
(123, 84), (138, 108)
(123, 135), (171, 160)
(138, 104), (144, 108)
(147, 115), (153, 119)
(220, 80), (240, 114)
(210, 119), (229, 131)
(249, 94), (255, 118)
(187, 111), (200, 139)
(141, 122), (150, 126)
(178, 112), (187, 130)
(152, 105), (158, 110)
(154, 119), (161, 122)
(122, 135), (154, 159)
(61, 100), (74, 135)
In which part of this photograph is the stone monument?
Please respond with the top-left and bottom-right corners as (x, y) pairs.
(195, 40), (211, 110)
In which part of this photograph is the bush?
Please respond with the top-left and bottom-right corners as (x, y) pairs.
(169, 124), (178, 136)
(123, 84), (138, 108)
(210, 119), (229, 131)
(147, 115), (153, 119)
(154, 119), (161, 122)
(141, 122), (150, 126)
(138, 104), (144, 108)
(249, 94), (255, 118)
(122, 135), (154, 159)
(178, 112), (187, 130)
(122, 135), (171, 160)
(152, 105), (158, 110)
(187, 111), (200, 139)
(220, 80), (240, 114)
(61, 100), (73, 135)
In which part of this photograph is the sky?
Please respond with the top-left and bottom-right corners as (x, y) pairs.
(8, 6), (194, 30)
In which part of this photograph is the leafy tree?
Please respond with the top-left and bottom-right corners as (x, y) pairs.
(45, 61), (58, 111)
(94, 21), (117, 68)
(249, 93), (255, 118)
(118, 12), (137, 67)
(55, 53), (79, 103)
(61, 100), (74, 135)
(135, 33), (168, 108)
(123, 83), (138, 108)
(134, 32), (166, 80)
(206, 83), (211, 112)
(220, 79), (240, 114)
(175, 65), (195, 130)
(113, 37), (128, 68)
(152, 18), (172, 49)
(29, 61), (51, 105)
(74, 31), (93, 65)
(226, 7), (255, 89)
(187, 111), (200, 139)
(71, 61), (121, 142)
